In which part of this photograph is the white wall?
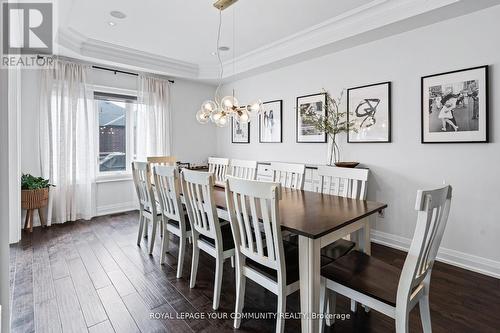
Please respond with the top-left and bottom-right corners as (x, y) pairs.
(216, 6), (500, 277)
(1, 68), (12, 333)
(20, 66), (216, 223)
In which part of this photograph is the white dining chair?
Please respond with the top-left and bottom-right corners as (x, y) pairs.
(147, 156), (176, 185)
(289, 166), (370, 259)
(316, 166), (369, 199)
(147, 156), (176, 237)
(208, 157), (230, 186)
(228, 159), (258, 180)
(225, 176), (300, 333)
(315, 166), (370, 314)
(132, 162), (162, 255)
(320, 185), (452, 333)
(268, 162), (305, 190)
(153, 165), (190, 278)
(181, 169), (235, 310)
(314, 166), (370, 260)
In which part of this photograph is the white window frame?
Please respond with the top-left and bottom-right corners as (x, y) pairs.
(93, 85), (137, 182)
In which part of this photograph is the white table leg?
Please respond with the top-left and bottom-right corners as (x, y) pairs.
(299, 235), (321, 333)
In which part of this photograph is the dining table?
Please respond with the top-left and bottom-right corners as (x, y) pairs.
(209, 185), (388, 333)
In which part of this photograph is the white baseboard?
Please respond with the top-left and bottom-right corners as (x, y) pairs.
(96, 201), (138, 216)
(371, 229), (500, 279)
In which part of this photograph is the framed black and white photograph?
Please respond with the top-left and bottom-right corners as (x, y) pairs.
(347, 82), (391, 143)
(259, 100), (282, 143)
(421, 65), (488, 143)
(296, 93), (327, 143)
(231, 118), (250, 143)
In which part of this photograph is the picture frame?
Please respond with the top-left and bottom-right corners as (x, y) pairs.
(259, 100), (283, 143)
(296, 93), (327, 143)
(347, 81), (391, 143)
(421, 65), (489, 143)
(231, 117), (250, 144)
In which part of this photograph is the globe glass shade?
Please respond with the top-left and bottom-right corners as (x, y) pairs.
(196, 109), (210, 124)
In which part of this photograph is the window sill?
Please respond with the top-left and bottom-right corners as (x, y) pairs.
(95, 173), (133, 184)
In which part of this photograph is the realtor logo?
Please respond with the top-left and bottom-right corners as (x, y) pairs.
(2, 2), (53, 55)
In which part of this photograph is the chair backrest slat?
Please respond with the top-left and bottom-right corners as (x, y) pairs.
(316, 166), (369, 200)
(208, 157), (230, 185)
(147, 156), (176, 184)
(153, 165), (182, 222)
(132, 162), (156, 214)
(181, 169), (222, 242)
(229, 159), (257, 180)
(225, 177), (284, 272)
(269, 162), (305, 190)
(396, 185), (452, 308)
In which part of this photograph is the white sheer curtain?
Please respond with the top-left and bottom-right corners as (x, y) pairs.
(39, 60), (96, 224)
(135, 75), (172, 161)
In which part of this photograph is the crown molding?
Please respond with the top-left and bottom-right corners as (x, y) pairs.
(204, 0), (461, 79)
(57, 27), (199, 79)
(56, 0), (496, 81)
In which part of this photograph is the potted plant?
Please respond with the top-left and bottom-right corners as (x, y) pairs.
(21, 174), (53, 231)
(301, 90), (359, 167)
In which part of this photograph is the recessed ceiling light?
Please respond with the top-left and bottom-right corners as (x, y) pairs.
(218, 46), (230, 51)
(108, 21), (116, 27)
(110, 10), (127, 19)
(211, 51), (217, 56)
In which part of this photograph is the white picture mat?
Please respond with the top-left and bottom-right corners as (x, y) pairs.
(422, 67), (487, 142)
(348, 83), (390, 142)
(260, 101), (282, 142)
(232, 118), (249, 143)
(297, 94), (326, 142)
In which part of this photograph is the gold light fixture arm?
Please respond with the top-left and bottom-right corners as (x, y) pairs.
(213, 0), (239, 11)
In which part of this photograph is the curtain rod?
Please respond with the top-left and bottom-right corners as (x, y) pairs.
(92, 65), (175, 84)
(36, 55), (175, 84)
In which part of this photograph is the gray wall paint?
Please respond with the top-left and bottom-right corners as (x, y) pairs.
(216, 6), (500, 270)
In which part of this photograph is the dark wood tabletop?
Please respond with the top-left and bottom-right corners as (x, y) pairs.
(212, 186), (387, 239)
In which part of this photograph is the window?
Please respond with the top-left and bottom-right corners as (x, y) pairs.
(95, 92), (137, 174)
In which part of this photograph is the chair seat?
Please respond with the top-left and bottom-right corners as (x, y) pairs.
(285, 235), (355, 261)
(166, 218), (191, 231)
(246, 243), (334, 285)
(199, 223), (235, 251)
(321, 250), (402, 307)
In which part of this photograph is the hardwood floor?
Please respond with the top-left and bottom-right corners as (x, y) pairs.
(9, 211), (500, 333)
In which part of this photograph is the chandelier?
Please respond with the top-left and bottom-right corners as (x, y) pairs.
(196, 3), (262, 127)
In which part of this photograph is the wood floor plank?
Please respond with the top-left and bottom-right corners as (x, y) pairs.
(97, 285), (140, 333)
(150, 303), (194, 333)
(88, 320), (115, 333)
(122, 293), (167, 333)
(87, 239), (121, 273)
(32, 238), (56, 303)
(53, 276), (88, 333)
(107, 270), (136, 297)
(34, 298), (62, 333)
(91, 228), (167, 309)
(76, 242), (112, 289)
(47, 229), (70, 280)
(67, 258), (108, 327)
(11, 235), (34, 333)
(32, 230), (62, 333)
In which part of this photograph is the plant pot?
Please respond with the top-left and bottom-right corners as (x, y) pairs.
(21, 188), (49, 209)
(334, 162), (359, 168)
